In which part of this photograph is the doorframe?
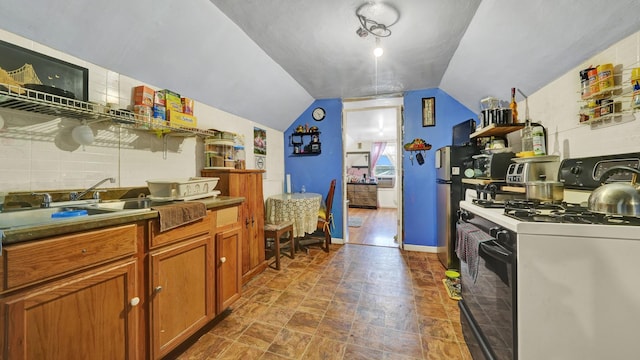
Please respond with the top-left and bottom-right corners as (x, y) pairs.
(341, 98), (404, 248)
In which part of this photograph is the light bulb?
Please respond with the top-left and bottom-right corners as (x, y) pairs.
(373, 37), (383, 57)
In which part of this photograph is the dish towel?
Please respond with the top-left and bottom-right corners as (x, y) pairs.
(152, 201), (207, 232)
(455, 222), (494, 283)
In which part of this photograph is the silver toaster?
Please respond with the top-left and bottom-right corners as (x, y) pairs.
(506, 161), (560, 184)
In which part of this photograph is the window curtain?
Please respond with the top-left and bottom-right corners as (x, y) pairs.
(370, 142), (387, 175)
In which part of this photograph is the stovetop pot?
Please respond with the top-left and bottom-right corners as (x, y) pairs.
(525, 175), (564, 203)
(588, 166), (640, 217)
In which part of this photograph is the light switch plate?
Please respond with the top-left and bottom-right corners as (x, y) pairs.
(451, 166), (460, 175)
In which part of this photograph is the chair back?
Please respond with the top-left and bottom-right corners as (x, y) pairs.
(325, 179), (336, 218)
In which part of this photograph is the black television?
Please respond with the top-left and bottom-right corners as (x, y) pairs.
(452, 119), (477, 146)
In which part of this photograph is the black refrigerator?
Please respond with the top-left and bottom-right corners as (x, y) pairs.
(435, 145), (477, 270)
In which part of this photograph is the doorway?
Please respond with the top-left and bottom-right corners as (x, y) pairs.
(342, 97), (403, 248)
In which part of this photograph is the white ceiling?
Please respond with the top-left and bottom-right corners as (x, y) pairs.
(0, 0), (639, 135)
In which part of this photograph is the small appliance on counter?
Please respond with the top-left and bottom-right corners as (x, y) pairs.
(506, 156), (560, 184)
(471, 151), (515, 180)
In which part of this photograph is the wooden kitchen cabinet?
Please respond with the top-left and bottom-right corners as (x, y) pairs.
(148, 228), (215, 359)
(0, 224), (143, 360)
(1, 258), (140, 360)
(214, 206), (242, 314)
(202, 169), (266, 284)
(216, 227), (242, 313)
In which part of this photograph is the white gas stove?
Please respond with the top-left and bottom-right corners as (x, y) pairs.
(458, 152), (640, 360)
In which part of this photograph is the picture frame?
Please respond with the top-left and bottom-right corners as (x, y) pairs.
(0, 39), (89, 101)
(422, 97), (435, 127)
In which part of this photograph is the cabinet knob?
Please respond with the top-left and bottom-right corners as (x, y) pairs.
(130, 297), (140, 306)
(220, 257), (227, 263)
(154, 286), (163, 293)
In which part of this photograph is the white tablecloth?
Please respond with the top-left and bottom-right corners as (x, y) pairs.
(266, 193), (322, 238)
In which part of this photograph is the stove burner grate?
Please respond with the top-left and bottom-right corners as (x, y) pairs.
(503, 200), (640, 225)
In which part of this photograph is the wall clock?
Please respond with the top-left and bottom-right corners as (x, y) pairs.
(312, 107), (326, 121)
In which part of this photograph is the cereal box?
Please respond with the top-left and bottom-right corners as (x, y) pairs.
(158, 89), (181, 113)
(181, 97), (194, 115)
(133, 86), (154, 106)
(168, 110), (198, 128)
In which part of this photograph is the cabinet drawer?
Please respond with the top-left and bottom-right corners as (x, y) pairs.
(4, 224), (137, 290)
(216, 206), (239, 228)
(149, 211), (212, 248)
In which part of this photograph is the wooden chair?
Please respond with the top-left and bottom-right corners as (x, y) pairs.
(299, 179), (336, 253)
(264, 220), (295, 270)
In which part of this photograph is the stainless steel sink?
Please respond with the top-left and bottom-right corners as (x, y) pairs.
(93, 198), (152, 210)
(0, 200), (152, 230)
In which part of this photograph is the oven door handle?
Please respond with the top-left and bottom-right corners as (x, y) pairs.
(480, 241), (512, 264)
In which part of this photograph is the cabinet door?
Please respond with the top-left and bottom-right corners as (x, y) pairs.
(216, 227), (242, 314)
(2, 260), (140, 360)
(149, 235), (214, 359)
(247, 173), (265, 272)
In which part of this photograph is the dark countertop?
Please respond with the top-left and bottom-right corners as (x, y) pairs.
(347, 182), (378, 185)
(1, 196), (244, 245)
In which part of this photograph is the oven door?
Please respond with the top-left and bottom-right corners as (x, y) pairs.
(459, 232), (516, 360)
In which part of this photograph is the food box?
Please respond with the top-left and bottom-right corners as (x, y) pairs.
(181, 97), (194, 115)
(146, 177), (220, 200)
(153, 105), (166, 120)
(133, 86), (155, 106)
(159, 89), (182, 113)
(154, 91), (165, 106)
(168, 110), (198, 128)
(133, 105), (152, 128)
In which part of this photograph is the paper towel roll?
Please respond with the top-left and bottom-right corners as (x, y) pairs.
(286, 174), (291, 193)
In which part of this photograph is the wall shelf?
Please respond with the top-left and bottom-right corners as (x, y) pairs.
(0, 82), (217, 137)
(470, 123), (525, 139)
(289, 130), (321, 155)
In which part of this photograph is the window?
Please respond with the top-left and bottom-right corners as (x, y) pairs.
(374, 155), (395, 176)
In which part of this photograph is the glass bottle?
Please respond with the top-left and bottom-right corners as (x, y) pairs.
(532, 125), (546, 156)
(521, 120), (533, 153)
(510, 87), (519, 123)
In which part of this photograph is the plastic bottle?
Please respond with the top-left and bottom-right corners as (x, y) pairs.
(521, 120), (533, 153)
(532, 126), (546, 156)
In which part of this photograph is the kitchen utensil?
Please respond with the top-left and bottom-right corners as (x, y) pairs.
(525, 175), (564, 203)
(588, 166), (640, 217)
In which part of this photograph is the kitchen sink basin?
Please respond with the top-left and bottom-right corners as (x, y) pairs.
(94, 198), (152, 210)
(0, 201), (151, 230)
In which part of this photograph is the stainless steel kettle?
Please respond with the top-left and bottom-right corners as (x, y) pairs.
(588, 166), (640, 217)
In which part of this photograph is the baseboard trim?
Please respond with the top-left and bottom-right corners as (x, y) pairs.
(402, 244), (437, 253)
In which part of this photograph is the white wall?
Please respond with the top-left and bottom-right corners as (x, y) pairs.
(506, 31), (640, 159)
(0, 29), (285, 198)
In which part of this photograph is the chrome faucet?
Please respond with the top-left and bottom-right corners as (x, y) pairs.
(70, 177), (115, 201)
(32, 192), (52, 208)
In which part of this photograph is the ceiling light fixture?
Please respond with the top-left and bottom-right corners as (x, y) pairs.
(373, 37), (384, 57)
(355, 2), (400, 38)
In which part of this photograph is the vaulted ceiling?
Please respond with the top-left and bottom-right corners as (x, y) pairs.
(0, 0), (639, 132)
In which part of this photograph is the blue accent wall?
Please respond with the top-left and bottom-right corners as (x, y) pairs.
(283, 90), (476, 248)
(284, 99), (344, 239)
(402, 89), (477, 246)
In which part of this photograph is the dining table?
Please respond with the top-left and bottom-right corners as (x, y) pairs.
(265, 192), (322, 238)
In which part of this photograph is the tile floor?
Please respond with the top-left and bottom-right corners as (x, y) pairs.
(176, 244), (472, 360)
